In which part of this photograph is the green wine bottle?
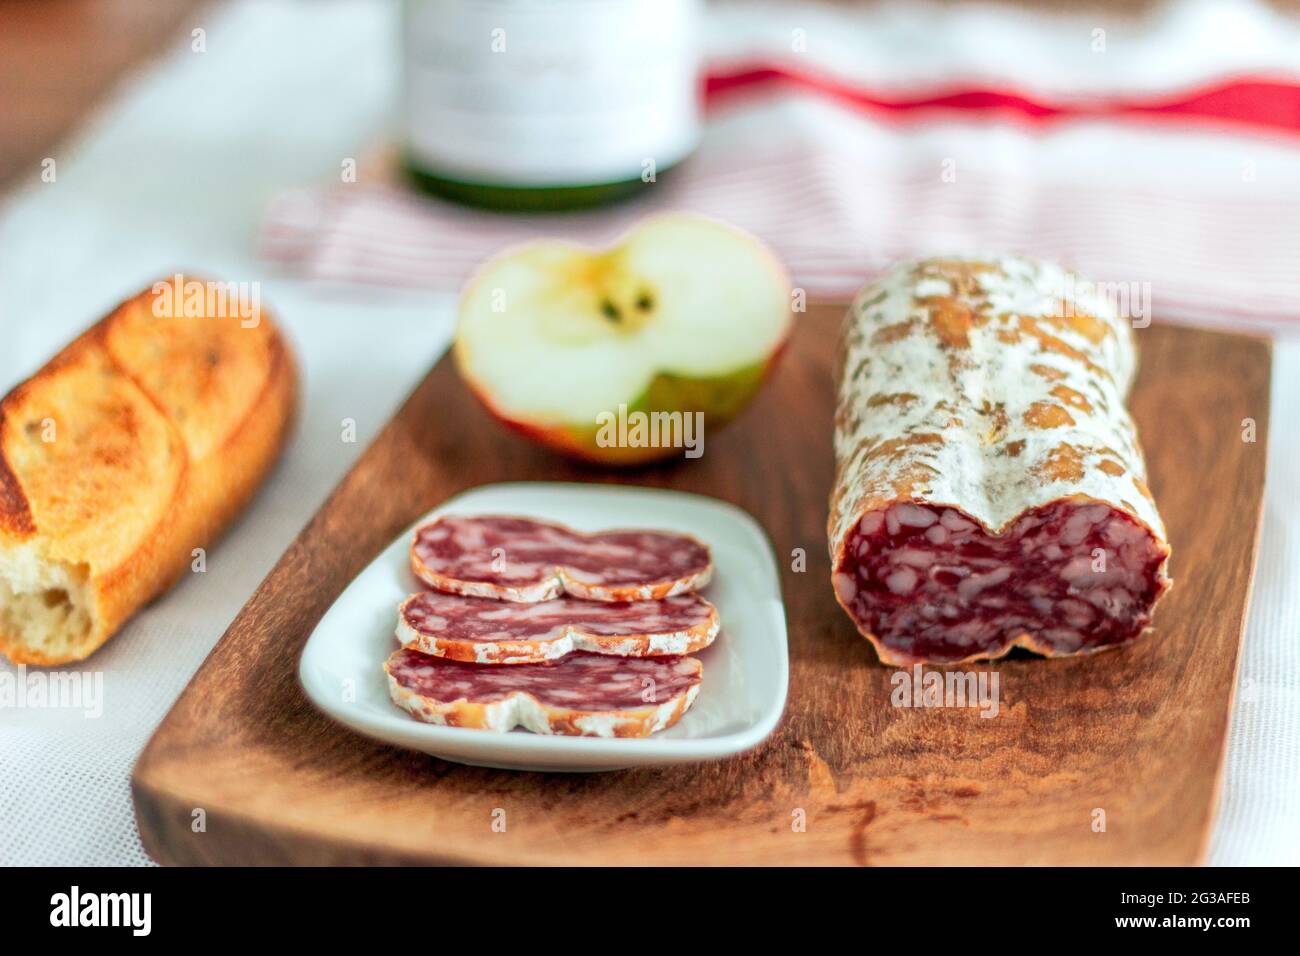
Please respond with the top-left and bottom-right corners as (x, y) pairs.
(401, 0), (702, 213)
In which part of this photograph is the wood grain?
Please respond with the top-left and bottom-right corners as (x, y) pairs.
(132, 307), (1270, 866)
(0, 0), (211, 193)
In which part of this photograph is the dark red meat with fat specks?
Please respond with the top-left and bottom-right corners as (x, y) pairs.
(386, 648), (701, 710)
(832, 500), (1167, 664)
(411, 514), (711, 598)
(402, 591), (714, 642)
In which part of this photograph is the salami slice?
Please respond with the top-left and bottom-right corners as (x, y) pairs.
(385, 648), (702, 737)
(829, 257), (1172, 665)
(397, 591), (719, 664)
(410, 515), (712, 602)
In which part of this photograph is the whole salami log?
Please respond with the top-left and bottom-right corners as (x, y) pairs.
(397, 590), (719, 664)
(385, 648), (702, 737)
(411, 515), (712, 602)
(829, 257), (1172, 665)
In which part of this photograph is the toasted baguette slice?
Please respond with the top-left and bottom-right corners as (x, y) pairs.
(0, 277), (297, 664)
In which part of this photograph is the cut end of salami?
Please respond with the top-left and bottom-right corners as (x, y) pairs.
(397, 590), (719, 664)
(410, 514), (713, 602)
(829, 256), (1172, 665)
(832, 499), (1171, 665)
(385, 648), (703, 737)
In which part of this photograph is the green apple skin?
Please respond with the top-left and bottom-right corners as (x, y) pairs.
(462, 345), (788, 467)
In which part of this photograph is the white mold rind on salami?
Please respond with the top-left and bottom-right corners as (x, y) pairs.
(829, 256), (1172, 665)
(396, 590), (720, 664)
(410, 515), (713, 603)
(384, 648), (702, 737)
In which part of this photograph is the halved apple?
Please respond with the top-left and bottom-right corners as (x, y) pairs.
(454, 214), (792, 465)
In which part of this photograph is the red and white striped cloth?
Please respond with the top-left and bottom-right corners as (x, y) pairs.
(259, 0), (1300, 326)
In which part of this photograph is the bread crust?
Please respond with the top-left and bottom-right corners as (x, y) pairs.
(0, 279), (298, 664)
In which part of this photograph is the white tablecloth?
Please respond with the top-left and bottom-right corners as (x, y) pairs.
(0, 0), (1296, 866)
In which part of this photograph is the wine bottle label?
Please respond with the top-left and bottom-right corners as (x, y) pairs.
(403, 0), (702, 187)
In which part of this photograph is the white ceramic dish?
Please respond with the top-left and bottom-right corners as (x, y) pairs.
(299, 482), (789, 771)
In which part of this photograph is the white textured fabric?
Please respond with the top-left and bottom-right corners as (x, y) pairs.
(0, 0), (1296, 865)
(0, 0), (456, 867)
(707, 0), (1300, 95)
(261, 0), (1300, 326)
(261, 111), (1300, 324)
(1209, 336), (1300, 866)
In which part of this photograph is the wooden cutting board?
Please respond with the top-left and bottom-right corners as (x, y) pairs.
(131, 306), (1270, 866)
